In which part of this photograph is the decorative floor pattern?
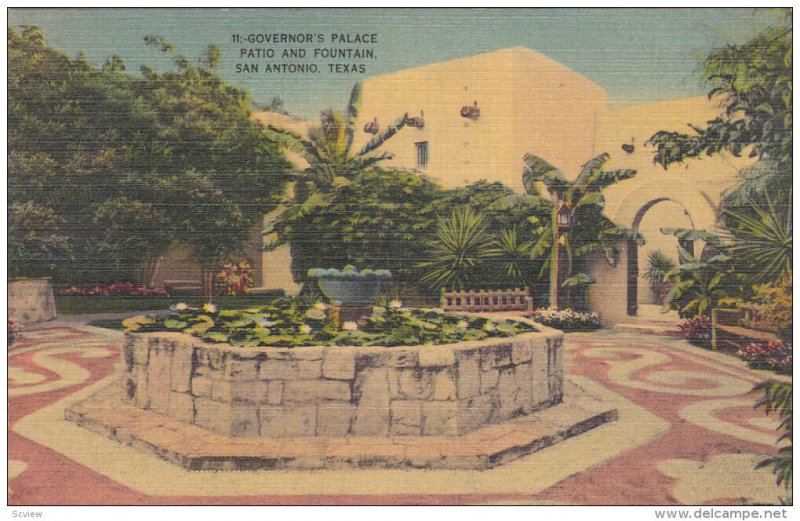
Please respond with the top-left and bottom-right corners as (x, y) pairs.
(8, 323), (785, 505)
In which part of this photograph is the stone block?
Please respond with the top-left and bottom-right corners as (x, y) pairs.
(170, 346), (194, 392)
(229, 380), (269, 404)
(191, 375), (213, 398)
(132, 341), (149, 366)
(354, 351), (391, 371)
(351, 368), (390, 436)
(224, 358), (258, 381)
(480, 368), (499, 393)
(511, 339), (533, 364)
(418, 347), (455, 368)
(230, 403), (260, 437)
(283, 380), (351, 402)
(259, 405), (317, 437)
(132, 366), (148, 407)
(456, 356), (480, 399)
(497, 365), (532, 418)
(259, 360), (322, 380)
(390, 400), (422, 436)
(514, 362), (534, 414)
(317, 402), (355, 436)
(432, 368), (457, 401)
(387, 349), (419, 368)
(266, 381), (283, 405)
(458, 394), (495, 434)
(194, 397), (231, 435)
(422, 401), (459, 436)
(145, 347), (173, 413)
(290, 346), (324, 361)
(167, 392), (195, 423)
(397, 368), (433, 400)
(322, 349), (356, 380)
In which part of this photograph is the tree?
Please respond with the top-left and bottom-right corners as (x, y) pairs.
(281, 169), (443, 289)
(647, 11), (791, 169)
(264, 82), (411, 280)
(522, 153), (638, 308)
(8, 26), (292, 293)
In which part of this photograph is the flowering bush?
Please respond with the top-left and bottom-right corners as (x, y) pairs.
(124, 299), (537, 347)
(216, 261), (253, 296)
(8, 315), (21, 347)
(753, 276), (792, 336)
(679, 316), (712, 347)
(529, 308), (601, 332)
(58, 282), (166, 297)
(737, 340), (792, 374)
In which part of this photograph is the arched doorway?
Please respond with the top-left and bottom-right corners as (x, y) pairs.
(626, 198), (695, 316)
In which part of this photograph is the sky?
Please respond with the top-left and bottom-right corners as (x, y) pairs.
(8, 8), (780, 119)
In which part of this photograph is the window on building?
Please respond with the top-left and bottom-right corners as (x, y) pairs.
(416, 141), (429, 168)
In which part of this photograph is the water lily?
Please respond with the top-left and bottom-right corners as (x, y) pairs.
(203, 303), (218, 314)
(482, 322), (496, 333)
(314, 301), (329, 311)
(342, 321), (359, 331)
(389, 299), (403, 310)
(172, 302), (189, 312)
(299, 324), (312, 334)
(256, 317), (277, 328)
(456, 320), (468, 331)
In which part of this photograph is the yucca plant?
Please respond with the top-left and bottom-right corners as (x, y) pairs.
(418, 206), (492, 291)
(643, 250), (676, 304)
(485, 226), (535, 287)
(753, 380), (792, 494)
(725, 195), (792, 286)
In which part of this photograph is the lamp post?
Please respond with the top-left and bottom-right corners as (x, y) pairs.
(550, 198), (574, 309)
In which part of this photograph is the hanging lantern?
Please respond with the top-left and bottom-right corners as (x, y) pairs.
(557, 203), (574, 232)
(405, 110), (425, 128)
(363, 118), (379, 134)
(621, 138), (635, 153)
(460, 100), (480, 120)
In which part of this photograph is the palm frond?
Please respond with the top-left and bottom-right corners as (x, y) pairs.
(357, 113), (408, 157)
(344, 81), (362, 152)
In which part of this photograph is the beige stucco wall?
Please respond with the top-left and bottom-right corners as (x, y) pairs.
(353, 47), (606, 192)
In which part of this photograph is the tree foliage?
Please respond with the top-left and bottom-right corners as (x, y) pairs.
(521, 152), (638, 308)
(647, 11), (791, 168)
(8, 26), (291, 283)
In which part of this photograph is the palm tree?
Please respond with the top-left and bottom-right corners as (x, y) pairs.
(521, 153), (639, 308)
(264, 82), (410, 247)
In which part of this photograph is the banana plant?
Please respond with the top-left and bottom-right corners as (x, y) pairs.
(661, 228), (744, 317)
(521, 153), (639, 306)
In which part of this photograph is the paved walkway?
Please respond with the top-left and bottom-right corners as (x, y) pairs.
(8, 320), (787, 505)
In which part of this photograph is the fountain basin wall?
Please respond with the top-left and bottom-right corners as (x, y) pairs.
(121, 328), (564, 438)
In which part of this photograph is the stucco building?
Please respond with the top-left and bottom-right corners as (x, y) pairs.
(156, 47), (753, 324)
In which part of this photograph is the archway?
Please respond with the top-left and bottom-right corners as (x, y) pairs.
(626, 198), (695, 316)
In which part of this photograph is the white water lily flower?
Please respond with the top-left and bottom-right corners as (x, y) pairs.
(483, 322), (497, 332)
(256, 317), (277, 328)
(203, 303), (217, 313)
(314, 301), (329, 311)
(389, 299), (403, 310)
(342, 321), (358, 331)
(173, 302), (189, 312)
(299, 324), (312, 334)
(456, 320), (468, 331)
